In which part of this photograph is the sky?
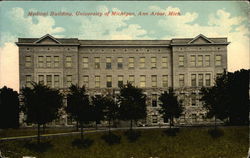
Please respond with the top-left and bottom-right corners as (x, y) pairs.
(0, 1), (249, 91)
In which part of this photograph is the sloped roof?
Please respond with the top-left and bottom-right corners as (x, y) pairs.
(16, 34), (229, 46)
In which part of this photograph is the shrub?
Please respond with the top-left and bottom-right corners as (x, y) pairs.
(72, 138), (94, 148)
(164, 128), (180, 136)
(124, 130), (141, 142)
(208, 128), (224, 138)
(101, 132), (121, 145)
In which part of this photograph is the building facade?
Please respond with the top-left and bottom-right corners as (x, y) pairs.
(16, 34), (229, 126)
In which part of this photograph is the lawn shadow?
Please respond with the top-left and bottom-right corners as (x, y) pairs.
(23, 140), (53, 153)
(208, 128), (224, 139)
(163, 128), (180, 137)
(72, 138), (94, 149)
(124, 130), (141, 142)
(101, 132), (121, 145)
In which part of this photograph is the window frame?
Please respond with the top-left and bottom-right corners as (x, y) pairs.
(25, 56), (32, 67)
(140, 75), (146, 88)
(82, 57), (89, 69)
(106, 75), (112, 88)
(178, 55), (184, 67)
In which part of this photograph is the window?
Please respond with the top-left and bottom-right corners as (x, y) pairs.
(205, 74), (211, 86)
(178, 55), (184, 67)
(162, 57), (168, 68)
(128, 75), (135, 86)
(54, 75), (59, 88)
(197, 55), (203, 67)
(118, 75), (123, 87)
(117, 57), (123, 69)
(162, 75), (168, 87)
(106, 75), (112, 88)
(25, 75), (32, 87)
(216, 73), (222, 78)
(163, 117), (169, 123)
(151, 57), (157, 68)
(106, 57), (112, 69)
(139, 57), (145, 68)
(205, 55), (210, 66)
(94, 57), (100, 69)
(190, 55), (196, 67)
(65, 56), (72, 68)
(152, 94), (157, 107)
(140, 75), (146, 88)
(25, 56), (31, 67)
(46, 75), (52, 87)
(191, 74), (196, 87)
(179, 74), (184, 87)
(151, 75), (157, 88)
(46, 56), (51, 67)
(38, 56), (44, 68)
(198, 74), (203, 86)
(66, 75), (72, 87)
(83, 76), (89, 88)
(180, 115), (185, 122)
(191, 114), (197, 121)
(95, 76), (100, 88)
(191, 96), (196, 106)
(152, 115), (158, 123)
(128, 57), (134, 69)
(38, 75), (44, 84)
(54, 56), (59, 67)
(82, 57), (88, 68)
(215, 55), (222, 66)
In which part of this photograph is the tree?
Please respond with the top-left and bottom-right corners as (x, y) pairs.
(103, 95), (119, 134)
(91, 95), (106, 129)
(21, 83), (63, 143)
(159, 88), (183, 129)
(118, 83), (147, 130)
(0, 86), (20, 129)
(65, 84), (92, 140)
(201, 69), (249, 125)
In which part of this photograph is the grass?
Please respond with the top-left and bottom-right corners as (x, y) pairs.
(0, 128), (76, 138)
(0, 126), (248, 158)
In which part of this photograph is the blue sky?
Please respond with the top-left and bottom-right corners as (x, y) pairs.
(0, 1), (249, 90)
(0, 1), (248, 41)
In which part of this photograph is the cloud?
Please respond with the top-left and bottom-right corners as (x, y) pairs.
(8, 7), (65, 37)
(0, 7), (66, 91)
(152, 6), (249, 71)
(75, 6), (149, 40)
(0, 43), (19, 91)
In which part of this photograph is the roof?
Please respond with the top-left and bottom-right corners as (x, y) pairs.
(16, 34), (229, 46)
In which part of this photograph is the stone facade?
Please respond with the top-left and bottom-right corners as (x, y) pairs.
(16, 34), (229, 126)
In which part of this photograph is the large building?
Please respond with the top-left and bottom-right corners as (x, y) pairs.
(16, 34), (229, 126)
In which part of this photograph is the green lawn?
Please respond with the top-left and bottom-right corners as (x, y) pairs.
(0, 128), (76, 138)
(0, 126), (248, 158)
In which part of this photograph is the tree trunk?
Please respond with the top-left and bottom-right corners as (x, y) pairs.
(42, 124), (46, 134)
(170, 117), (173, 129)
(130, 120), (133, 131)
(96, 121), (98, 130)
(37, 124), (41, 144)
(80, 123), (83, 140)
(214, 116), (217, 130)
(76, 121), (79, 131)
(108, 119), (111, 135)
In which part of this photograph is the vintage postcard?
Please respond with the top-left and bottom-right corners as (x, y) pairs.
(0, 1), (249, 158)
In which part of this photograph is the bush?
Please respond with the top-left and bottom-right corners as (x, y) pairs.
(72, 138), (94, 148)
(101, 132), (121, 145)
(164, 128), (180, 136)
(124, 130), (141, 142)
(24, 140), (53, 152)
(208, 128), (224, 138)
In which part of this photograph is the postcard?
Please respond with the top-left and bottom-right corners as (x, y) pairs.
(0, 1), (249, 158)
